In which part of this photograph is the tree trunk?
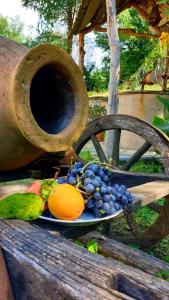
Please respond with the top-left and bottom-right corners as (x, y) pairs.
(105, 0), (120, 160)
(66, 6), (74, 53)
(79, 32), (85, 74)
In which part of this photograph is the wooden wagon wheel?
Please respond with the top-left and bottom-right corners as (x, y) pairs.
(73, 114), (169, 249)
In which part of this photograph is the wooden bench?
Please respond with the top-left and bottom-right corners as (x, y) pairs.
(0, 219), (169, 299)
(1, 179), (169, 299)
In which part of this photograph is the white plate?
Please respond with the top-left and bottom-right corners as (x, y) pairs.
(39, 209), (123, 226)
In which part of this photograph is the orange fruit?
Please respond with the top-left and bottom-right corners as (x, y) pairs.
(48, 184), (85, 221)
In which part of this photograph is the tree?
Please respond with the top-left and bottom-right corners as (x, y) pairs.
(0, 15), (25, 43)
(105, 0), (120, 159)
(22, 0), (79, 53)
(95, 8), (160, 89)
(26, 30), (67, 49)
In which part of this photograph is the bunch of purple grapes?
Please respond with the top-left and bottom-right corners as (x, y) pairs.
(57, 161), (133, 218)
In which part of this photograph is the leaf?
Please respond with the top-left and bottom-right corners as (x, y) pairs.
(152, 116), (169, 136)
(157, 96), (169, 114)
(86, 239), (98, 254)
(164, 256), (169, 263)
(74, 240), (85, 247)
(127, 243), (140, 249)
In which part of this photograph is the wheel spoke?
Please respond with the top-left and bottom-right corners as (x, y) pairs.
(122, 141), (151, 171)
(112, 129), (121, 167)
(91, 134), (108, 163)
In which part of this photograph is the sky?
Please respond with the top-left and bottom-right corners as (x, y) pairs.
(0, 0), (104, 67)
(0, 0), (39, 35)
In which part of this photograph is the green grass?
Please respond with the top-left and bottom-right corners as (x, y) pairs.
(88, 84), (162, 98)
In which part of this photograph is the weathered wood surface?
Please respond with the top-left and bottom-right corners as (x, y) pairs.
(79, 231), (169, 276)
(128, 181), (169, 208)
(0, 248), (14, 300)
(0, 184), (30, 200)
(1, 220), (169, 300)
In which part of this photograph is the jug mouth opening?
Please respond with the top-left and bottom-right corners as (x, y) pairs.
(30, 64), (75, 134)
(10, 43), (88, 152)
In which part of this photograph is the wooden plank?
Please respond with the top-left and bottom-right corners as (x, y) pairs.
(79, 232), (169, 276)
(128, 180), (169, 208)
(1, 220), (169, 299)
(0, 248), (14, 300)
(0, 183), (30, 200)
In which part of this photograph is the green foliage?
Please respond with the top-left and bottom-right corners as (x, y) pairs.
(152, 96), (169, 136)
(95, 8), (161, 90)
(26, 30), (67, 49)
(86, 240), (98, 254)
(22, 0), (78, 25)
(79, 151), (94, 162)
(155, 269), (169, 282)
(0, 15), (25, 43)
(130, 159), (163, 173)
(84, 65), (109, 92)
(22, 0), (79, 52)
(74, 239), (99, 254)
(89, 105), (107, 120)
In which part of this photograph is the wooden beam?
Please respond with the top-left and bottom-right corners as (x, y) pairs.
(78, 32), (85, 74)
(131, 2), (161, 35)
(82, 18), (107, 34)
(94, 27), (160, 39)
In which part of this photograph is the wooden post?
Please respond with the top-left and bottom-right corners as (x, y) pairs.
(105, 0), (120, 160)
(79, 32), (85, 74)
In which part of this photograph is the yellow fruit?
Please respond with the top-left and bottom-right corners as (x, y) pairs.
(48, 184), (85, 221)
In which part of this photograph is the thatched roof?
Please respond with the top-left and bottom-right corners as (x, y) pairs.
(70, 0), (169, 35)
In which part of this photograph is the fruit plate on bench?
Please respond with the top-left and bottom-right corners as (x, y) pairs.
(39, 208), (123, 226)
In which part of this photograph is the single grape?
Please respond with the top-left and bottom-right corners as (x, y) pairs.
(121, 185), (127, 193)
(113, 184), (120, 190)
(85, 170), (95, 179)
(67, 176), (77, 185)
(100, 186), (107, 195)
(120, 195), (128, 206)
(94, 192), (101, 201)
(84, 178), (92, 186)
(76, 167), (83, 175)
(95, 200), (103, 208)
(109, 194), (116, 202)
(103, 194), (110, 202)
(92, 179), (101, 187)
(57, 177), (67, 184)
(74, 162), (84, 169)
(94, 176), (102, 183)
(86, 199), (94, 209)
(88, 163), (99, 173)
(125, 191), (133, 201)
(103, 202), (110, 214)
(114, 203), (121, 211)
(110, 206), (116, 214)
(128, 198), (133, 204)
(102, 175), (109, 183)
(80, 173), (86, 180)
(98, 168), (105, 178)
(93, 208), (102, 218)
(85, 183), (95, 193)
(107, 186), (113, 194)
(71, 168), (78, 175)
